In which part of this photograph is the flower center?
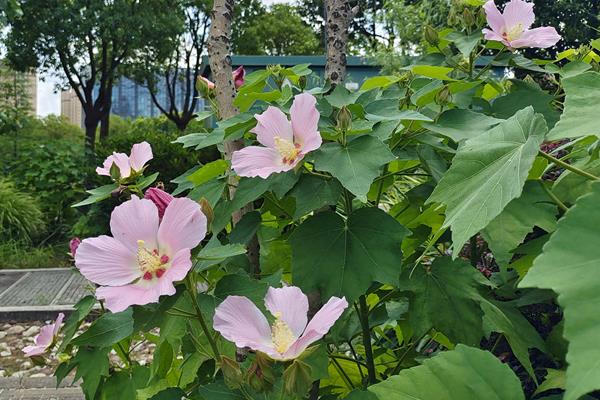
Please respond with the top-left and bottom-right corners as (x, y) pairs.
(271, 312), (295, 354)
(274, 137), (301, 165)
(502, 23), (524, 42)
(136, 240), (169, 280)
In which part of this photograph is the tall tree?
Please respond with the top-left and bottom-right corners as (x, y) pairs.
(325, 0), (357, 84)
(5, 0), (178, 151)
(132, 0), (211, 131)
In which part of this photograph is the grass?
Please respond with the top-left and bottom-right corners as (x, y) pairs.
(0, 241), (72, 269)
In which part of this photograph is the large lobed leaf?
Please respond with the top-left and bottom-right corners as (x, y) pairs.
(427, 107), (547, 253)
(290, 207), (409, 302)
(520, 183), (600, 400)
(368, 345), (525, 400)
(548, 71), (600, 140)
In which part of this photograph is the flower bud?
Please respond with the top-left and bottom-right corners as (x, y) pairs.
(462, 8), (475, 28)
(435, 85), (452, 106)
(298, 76), (307, 90)
(144, 187), (174, 220)
(247, 353), (275, 392)
(232, 66), (245, 90)
(336, 106), (352, 133)
(283, 360), (313, 398)
(69, 237), (81, 258)
(197, 76), (216, 98)
(198, 198), (214, 230)
(220, 356), (243, 389)
(424, 25), (439, 46)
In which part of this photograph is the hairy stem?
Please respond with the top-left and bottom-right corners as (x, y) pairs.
(539, 150), (600, 181)
(358, 296), (377, 384)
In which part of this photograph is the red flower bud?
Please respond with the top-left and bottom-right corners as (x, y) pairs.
(144, 187), (174, 219)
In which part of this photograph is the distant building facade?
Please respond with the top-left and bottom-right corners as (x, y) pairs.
(0, 63), (37, 115)
(60, 88), (83, 127)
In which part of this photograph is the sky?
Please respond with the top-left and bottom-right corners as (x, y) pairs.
(37, 0), (292, 117)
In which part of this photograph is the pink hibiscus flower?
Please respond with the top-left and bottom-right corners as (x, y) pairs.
(233, 66), (245, 89)
(214, 286), (347, 361)
(96, 141), (153, 179)
(23, 313), (64, 357)
(482, 0), (560, 49)
(75, 196), (206, 313)
(231, 93), (322, 179)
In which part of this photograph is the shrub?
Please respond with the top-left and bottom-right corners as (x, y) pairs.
(0, 179), (45, 243)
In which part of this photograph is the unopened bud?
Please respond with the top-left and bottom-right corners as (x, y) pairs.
(336, 106), (352, 132)
(199, 198), (214, 230)
(196, 76), (215, 98)
(462, 8), (475, 28)
(283, 360), (313, 397)
(298, 76), (307, 90)
(220, 356), (243, 389)
(435, 85), (452, 105)
(424, 25), (439, 46)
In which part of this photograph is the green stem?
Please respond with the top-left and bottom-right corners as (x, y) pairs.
(375, 165), (389, 206)
(185, 276), (221, 359)
(539, 150), (600, 181)
(539, 180), (568, 212)
(357, 296), (377, 385)
(330, 355), (355, 390)
(343, 189), (353, 214)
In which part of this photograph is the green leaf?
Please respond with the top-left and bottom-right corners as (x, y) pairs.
(72, 183), (118, 207)
(312, 136), (395, 201)
(482, 300), (547, 380)
(234, 90), (281, 112)
(491, 80), (559, 128)
(520, 183), (600, 400)
(174, 130), (224, 150)
(365, 98), (432, 122)
(399, 257), (486, 346)
(446, 32), (482, 57)
(411, 65), (457, 81)
(368, 345), (524, 400)
(288, 175), (342, 219)
(427, 107), (547, 253)
(290, 207), (409, 302)
(548, 71), (600, 140)
(481, 181), (557, 266)
(326, 84), (361, 108)
(360, 76), (400, 91)
(553, 157), (600, 204)
(72, 347), (110, 398)
(194, 243), (247, 271)
(187, 159), (229, 186)
(72, 308), (134, 347)
(214, 274), (269, 306)
(423, 109), (503, 142)
(58, 295), (96, 352)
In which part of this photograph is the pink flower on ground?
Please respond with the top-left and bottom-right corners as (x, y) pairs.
(144, 187), (174, 220)
(69, 237), (81, 258)
(233, 66), (245, 89)
(231, 93), (322, 179)
(482, 0), (561, 49)
(214, 286), (347, 361)
(74, 196), (206, 313)
(96, 142), (153, 179)
(23, 313), (64, 357)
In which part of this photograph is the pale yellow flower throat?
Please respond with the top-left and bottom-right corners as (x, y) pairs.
(274, 137), (301, 165)
(137, 240), (169, 280)
(271, 312), (295, 354)
(503, 23), (524, 42)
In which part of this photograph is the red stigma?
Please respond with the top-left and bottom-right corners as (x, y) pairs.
(143, 271), (153, 280)
(155, 268), (166, 278)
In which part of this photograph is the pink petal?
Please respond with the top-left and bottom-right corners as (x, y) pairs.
(34, 325), (55, 347)
(157, 197), (206, 255)
(163, 248), (193, 283)
(231, 146), (291, 179)
(129, 141), (153, 171)
(264, 286), (308, 338)
(283, 296), (348, 359)
(213, 296), (278, 358)
(233, 66), (245, 89)
(75, 236), (140, 286)
(52, 313), (65, 337)
(251, 106), (293, 148)
(510, 27), (561, 49)
(96, 153), (129, 177)
(483, 1), (505, 34)
(502, 0), (535, 30)
(23, 344), (47, 357)
(482, 28), (508, 45)
(290, 93), (322, 153)
(96, 277), (177, 313)
(110, 196), (160, 252)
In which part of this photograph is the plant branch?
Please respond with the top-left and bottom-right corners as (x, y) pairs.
(357, 296), (377, 384)
(539, 150), (600, 181)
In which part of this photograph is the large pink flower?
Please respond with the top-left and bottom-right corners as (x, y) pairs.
(231, 93), (322, 179)
(96, 141), (153, 179)
(75, 196), (206, 313)
(214, 286), (347, 361)
(23, 313), (64, 357)
(482, 0), (560, 49)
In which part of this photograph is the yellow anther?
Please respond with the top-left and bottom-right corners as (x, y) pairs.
(271, 312), (295, 354)
(274, 137), (301, 165)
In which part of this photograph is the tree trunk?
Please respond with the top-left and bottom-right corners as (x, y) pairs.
(99, 112), (110, 142)
(207, 0), (259, 273)
(325, 0), (357, 85)
(84, 112), (99, 153)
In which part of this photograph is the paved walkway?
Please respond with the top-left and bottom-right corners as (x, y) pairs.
(0, 269), (93, 321)
(0, 377), (83, 400)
